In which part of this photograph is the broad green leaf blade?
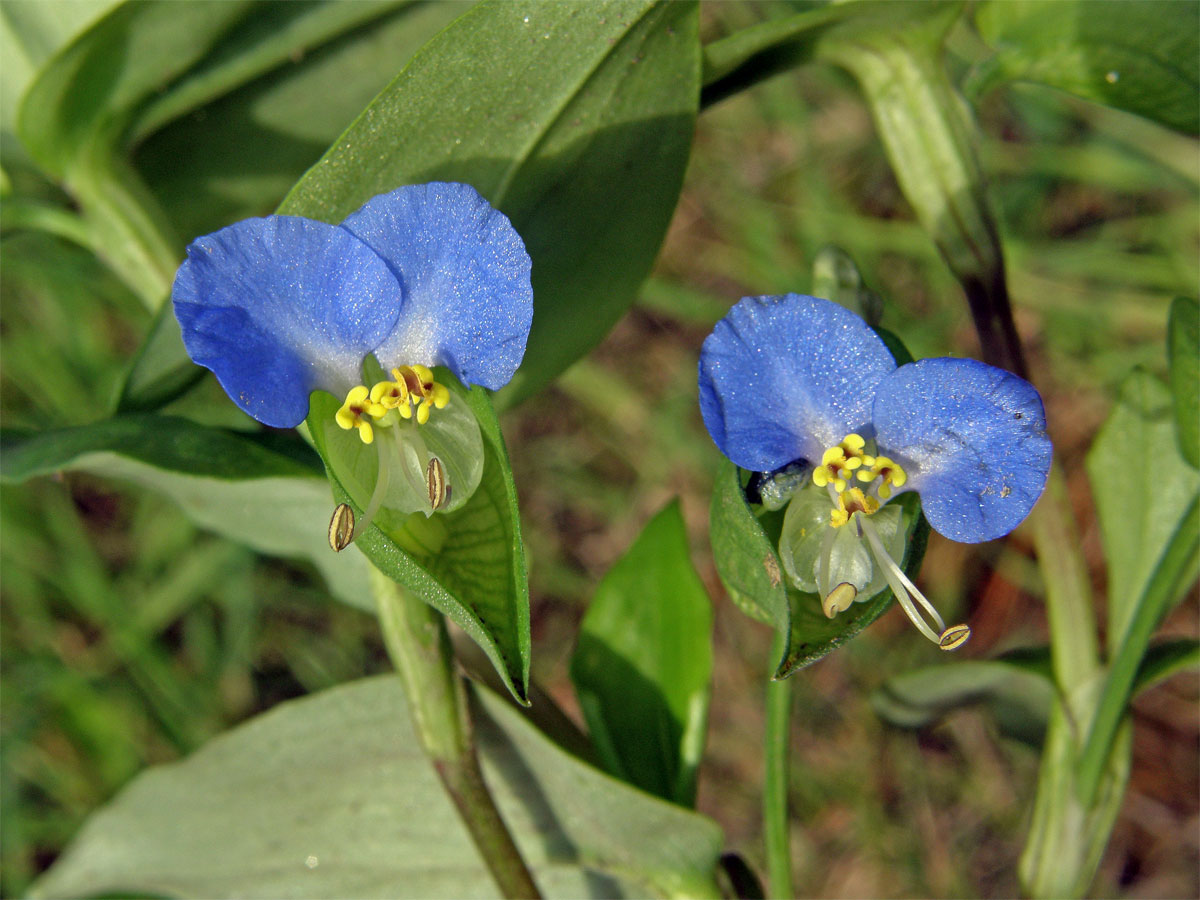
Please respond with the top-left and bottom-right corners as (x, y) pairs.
(126, 1), (411, 142)
(14, 1), (258, 305)
(310, 387), (531, 703)
(279, 0), (701, 404)
(0, 0), (117, 146)
(15, 1), (254, 176)
(872, 651), (1054, 747)
(135, 1), (466, 241)
(31, 677), (724, 899)
(1085, 370), (1200, 651)
(570, 500), (713, 806)
(15, 1), (407, 173)
(0, 416), (371, 612)
(972, 0), (1200, 135)
(1167, 296), (1199, 468)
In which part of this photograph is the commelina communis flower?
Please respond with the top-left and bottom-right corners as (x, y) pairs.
(699, 293), (1052, 649)
(172, 181), (533, 542)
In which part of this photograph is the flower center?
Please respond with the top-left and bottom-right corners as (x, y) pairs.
(810, 434), (968, 652)
(335, 364), (451, 444)
(813, 433), (908, 504)
(830, 487), (879, 528)
(328, 365), (455, 549)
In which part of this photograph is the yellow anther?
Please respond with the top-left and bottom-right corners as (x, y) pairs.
(335, 385), (381, 444)
(387, 364), (451, 426)
(370, 377), (410, 411)
(841, 433), (866, 454)
(939, 624), (972, 651)
(857, 455), (908, 499)
(822, 582), (857, 618)
(813, 433), (871, 492)
(829, 487), (879, 528)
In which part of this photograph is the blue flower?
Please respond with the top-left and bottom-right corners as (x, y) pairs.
(174, 182), (532, 426)
(172, 182), (533, 529)
(699, 293), (1052, 648)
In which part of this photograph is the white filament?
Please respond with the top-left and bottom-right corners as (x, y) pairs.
(858, 514), (945, 645)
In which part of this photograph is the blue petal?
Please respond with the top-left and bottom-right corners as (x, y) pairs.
(339, 182), (533, 391)
(173, 216), (402, 428)
(873, 358), (1052, 543)
(698, 294), (897, 472)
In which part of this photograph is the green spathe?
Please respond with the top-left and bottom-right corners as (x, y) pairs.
(779, 481), (907, 601)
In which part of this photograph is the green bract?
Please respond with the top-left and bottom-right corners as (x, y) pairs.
(779, 482), (907, 601)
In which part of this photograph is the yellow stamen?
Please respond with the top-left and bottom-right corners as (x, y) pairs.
(857, 455), (908, 499)
(822, 582), (857, 618)
(383, 364), (451, 426)
(370, 377), (409, 412)
(829, 487), (879, 527)
(813, 433), (871, 493)
(939, 624), (972, 651)
(335, 385), (382, 444)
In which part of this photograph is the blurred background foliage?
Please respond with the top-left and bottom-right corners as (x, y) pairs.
(2, 2), (1197, 897)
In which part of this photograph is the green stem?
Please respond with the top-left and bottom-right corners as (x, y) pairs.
(1030, 463), (1102, 713)
(371, 567), (541, 899)
(763, 630), (793, 899)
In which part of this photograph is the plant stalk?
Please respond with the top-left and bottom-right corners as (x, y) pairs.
(372, 566), (541, 899)
(763, 630), (794, 899)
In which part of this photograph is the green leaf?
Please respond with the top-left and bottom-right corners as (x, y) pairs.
(872, 650), (1055, 747)
(126, 1), (412, 142)
(700, 1), (878, 107)
(134, 1), (465, 240)
(708, 461), (931, 678)
(16, 1), (410, 175)
(31, 677), (724, 899)
(570, 500), (713, 806)
(0, 416), (372, 612)
(1167, 296), (1199, 468)
(709, 459), (788, 628)
(1085, 370), (1200, 651)
(1076, 371), (1199, 805)
(15, 2), (427, 306)
(0, 0), (119, 147)
(1133, 638), (1200, 695)
(278, 0), (700, 404)
(972, 0), (1200, 135)
(16, 2), (252, 176)
(14, 1), (258, 304)
(1077, 494), (1198, 805)
(311, 387), (531, 704)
